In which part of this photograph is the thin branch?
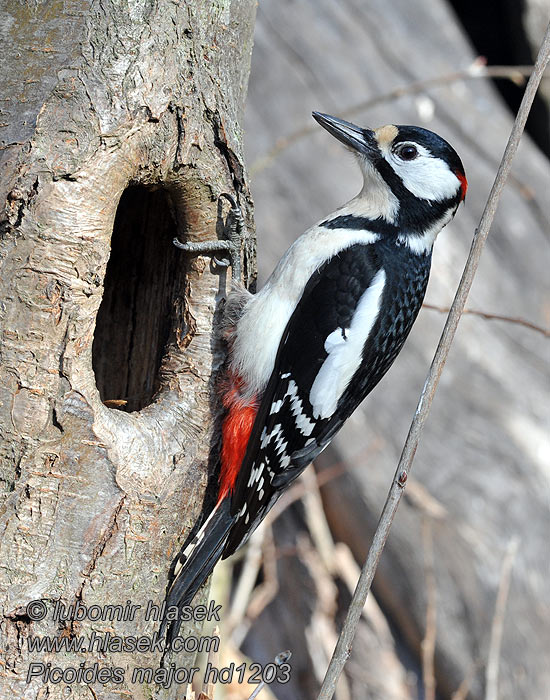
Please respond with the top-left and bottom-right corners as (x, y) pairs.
(247, 650), (292, 700)
(201, 624), (220, 700)
(423, 303), (550, 337)
(421, 518), (437, 700)
(317, 23), (550, 700)
(251, 62), (548, 176)
(485, 538), (520, 700)
(300, 466), (337, 573)
(244, 525), (279, 624)
(226, 527), (265, 635)
(451, 660), (480, 700)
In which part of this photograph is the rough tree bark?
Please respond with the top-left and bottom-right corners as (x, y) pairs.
(0, 1), (256, 698)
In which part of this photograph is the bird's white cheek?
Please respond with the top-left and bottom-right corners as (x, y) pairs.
(395, 159), (460, 201)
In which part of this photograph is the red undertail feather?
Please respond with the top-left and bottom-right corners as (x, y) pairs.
(219, 373), (258, 501)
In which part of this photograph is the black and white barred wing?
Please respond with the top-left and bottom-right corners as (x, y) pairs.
(223, 243), (385, 557)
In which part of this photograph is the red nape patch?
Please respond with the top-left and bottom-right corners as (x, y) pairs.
(456, 171), (468, 202)
(218, 375), (258, 501)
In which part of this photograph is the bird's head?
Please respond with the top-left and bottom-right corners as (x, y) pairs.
(313, 112), (467, 248)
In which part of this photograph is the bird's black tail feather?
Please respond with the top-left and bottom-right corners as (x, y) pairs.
(160, 497), (234, 647)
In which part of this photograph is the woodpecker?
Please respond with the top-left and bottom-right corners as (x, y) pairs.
(163, 113), (466, 642)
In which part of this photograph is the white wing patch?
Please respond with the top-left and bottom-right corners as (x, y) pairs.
(309, 269), (386, 419)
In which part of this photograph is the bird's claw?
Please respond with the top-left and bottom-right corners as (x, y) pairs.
(173, 193), (245, 277)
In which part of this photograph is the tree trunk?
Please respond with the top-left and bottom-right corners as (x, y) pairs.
(0, 2), (256, 698)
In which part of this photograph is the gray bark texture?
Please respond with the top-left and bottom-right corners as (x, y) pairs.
(0, 1), (256, 699)
(239, 1), (550, 699)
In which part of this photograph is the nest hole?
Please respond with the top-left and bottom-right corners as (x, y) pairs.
(92, 185), (184, 412)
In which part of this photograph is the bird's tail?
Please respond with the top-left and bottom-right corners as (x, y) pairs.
(160, 497), (234, 645)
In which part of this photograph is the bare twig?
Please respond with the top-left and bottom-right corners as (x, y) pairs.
(226, 527), (265, 633)
(451, 660), (480, 700)
(423, 303), (550, 337)
(230, 525), (279, 649)
(245, 525), (279, 621)
(317, 24), (550, 700)
(247, 650), (292, 700)
(485, 538), (520, 700)
(300, 466), (337, 573)
(404, 479), (447, 520)
(202, 624), (220, 700)
(296, 538), (351, 700)
(421, 518), (437, 700)
(251, 62), (548, 176)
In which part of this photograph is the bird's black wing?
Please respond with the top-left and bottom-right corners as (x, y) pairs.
(223, 242), (384, 557)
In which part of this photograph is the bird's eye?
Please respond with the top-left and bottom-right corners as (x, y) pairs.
(396, 144), (418, 161)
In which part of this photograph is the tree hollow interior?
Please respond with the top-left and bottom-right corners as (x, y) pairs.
(92, 185), (183, 412)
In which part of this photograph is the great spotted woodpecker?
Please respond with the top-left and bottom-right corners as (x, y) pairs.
(164, 113), (466, 641)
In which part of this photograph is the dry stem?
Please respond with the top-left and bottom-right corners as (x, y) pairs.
(485, 538), (520, 700)
(421, 518), (437, 700)
(423, 303), (550, 337)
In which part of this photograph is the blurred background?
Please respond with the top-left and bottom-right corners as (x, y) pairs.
(210, 1), (550, 698)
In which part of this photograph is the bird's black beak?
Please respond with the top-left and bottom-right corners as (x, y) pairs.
(312, 112), (378, 158)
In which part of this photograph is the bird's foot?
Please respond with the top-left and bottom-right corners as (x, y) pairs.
(173, 193), (245, 278)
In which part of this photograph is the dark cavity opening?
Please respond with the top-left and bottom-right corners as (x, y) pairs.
(92, 185), (184, 412)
